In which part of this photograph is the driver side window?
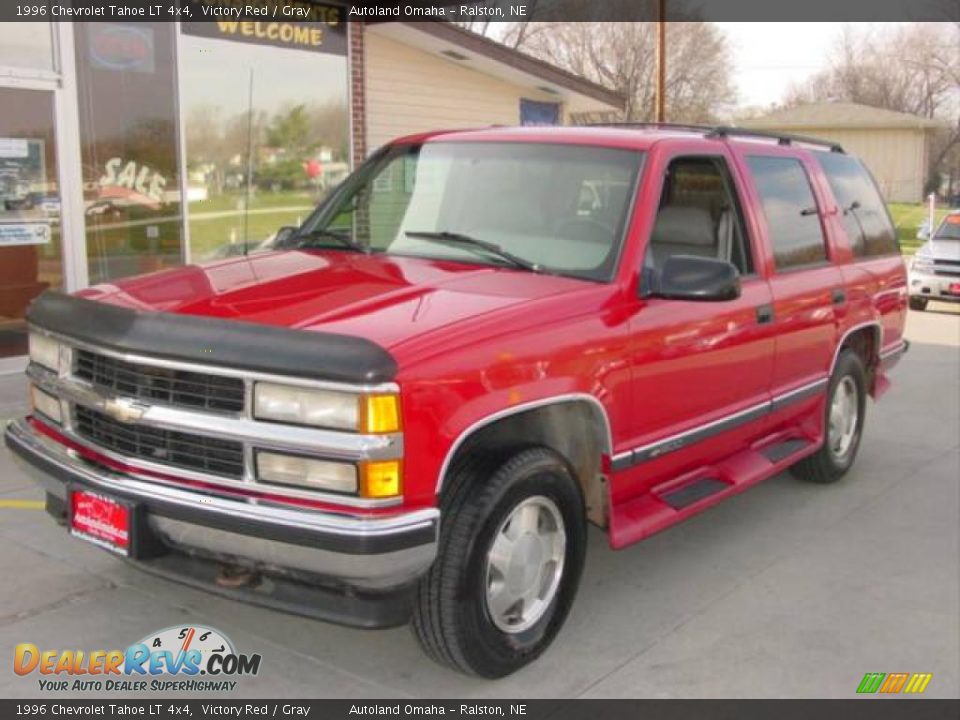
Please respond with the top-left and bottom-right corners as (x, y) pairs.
(644, 156), (753, 276)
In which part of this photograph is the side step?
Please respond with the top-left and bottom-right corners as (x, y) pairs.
(661, 478), (727, 510)
(609, 433), (820, 549)
(760, 438), (812, 463)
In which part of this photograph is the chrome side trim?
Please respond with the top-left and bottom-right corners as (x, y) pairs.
(610, 378), (830, 471)
(879, 340), (907, 360)
(6, 418), (436, 538)
(769, 377), (829, 412)
(30, 325), (400, 394)
(28, 365), (403, 462)
(830, 321), (883, 377)
(434, 393), (615, 494)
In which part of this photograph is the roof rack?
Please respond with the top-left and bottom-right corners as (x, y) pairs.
(583, 122), (845, 153)
(706, 126), (845, 153)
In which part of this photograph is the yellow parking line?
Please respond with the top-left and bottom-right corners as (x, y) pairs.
(0, 500), (45, 510)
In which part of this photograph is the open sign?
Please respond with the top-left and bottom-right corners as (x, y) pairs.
(88, 24), (155, 73)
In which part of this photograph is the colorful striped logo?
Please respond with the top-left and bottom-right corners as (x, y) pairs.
(857, 672), (933, 694)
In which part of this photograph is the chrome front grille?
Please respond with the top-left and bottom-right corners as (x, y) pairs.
(74, 349), (245, 413)
(74, 405), (245, 479)
(25, 334), (404, 508)
(933, 259), (960, 277)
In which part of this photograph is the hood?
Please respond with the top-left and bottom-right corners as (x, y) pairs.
(78, 250), (592, 352)
(920, 238), (960, 262)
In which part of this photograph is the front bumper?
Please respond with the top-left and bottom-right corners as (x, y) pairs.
(4, 417), (439, 628)
(908, 270), (960, 302)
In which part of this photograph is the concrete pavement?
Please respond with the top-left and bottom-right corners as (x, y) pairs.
(0, 305), (957, 699)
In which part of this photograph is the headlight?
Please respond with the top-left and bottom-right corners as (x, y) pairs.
(254, 382), (359, 430)
(257, 452), (357, 494)
(911, 257), (935, 274)
(29, 384), (62, 424)
(28, 332), (61, 372)
(253, 382), (400, 433)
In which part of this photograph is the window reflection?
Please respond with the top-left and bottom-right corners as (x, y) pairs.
(747, 156), (828, 269)
(178, 30), (349, 262)
(0, 22), (54, 71)
(75, 22), (183, 284)
(0, 88), (63, 359)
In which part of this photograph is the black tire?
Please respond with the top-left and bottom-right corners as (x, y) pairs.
(909, 297), (928, 312)
(411, 446), (586, 678)
(791, 350), (867, 484)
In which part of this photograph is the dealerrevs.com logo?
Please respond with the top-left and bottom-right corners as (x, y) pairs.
(14, 625), (262, 692)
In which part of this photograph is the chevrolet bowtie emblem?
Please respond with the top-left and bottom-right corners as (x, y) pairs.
(102, 398), (146, 424)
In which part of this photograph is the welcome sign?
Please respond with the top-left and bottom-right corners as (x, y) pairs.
(180, 1), (347, 55)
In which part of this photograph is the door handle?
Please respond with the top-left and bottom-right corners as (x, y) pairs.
(832, 288), (846, 305)
(756, 304), (774, 325)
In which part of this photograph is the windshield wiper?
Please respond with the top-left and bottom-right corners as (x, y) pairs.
(405, 230), (542, 273)
(293, 228), (367, 253)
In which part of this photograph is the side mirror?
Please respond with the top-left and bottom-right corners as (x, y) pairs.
(273, 226), (298, 247)
(652, 255), (741, 301)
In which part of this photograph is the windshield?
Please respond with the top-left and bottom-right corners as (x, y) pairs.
(296, 141), (643, 281)
(933, 215), (960, 241)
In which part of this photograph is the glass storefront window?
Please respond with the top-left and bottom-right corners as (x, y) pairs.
(0, 23), (55, 72)
(75, 22), (184, 284)
(178, 20), (349, 261)
(0, 88), (63, 359)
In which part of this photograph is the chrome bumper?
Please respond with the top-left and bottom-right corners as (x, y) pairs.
(4, 417), (439, 594)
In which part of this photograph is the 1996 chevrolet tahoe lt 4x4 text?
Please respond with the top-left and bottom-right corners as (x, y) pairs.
(5, 125), (908, 677)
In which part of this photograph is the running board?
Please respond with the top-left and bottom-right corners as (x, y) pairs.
(760, 438), (812, 463)
(609, 434), (820, 549)
(660, 478), (728, 510)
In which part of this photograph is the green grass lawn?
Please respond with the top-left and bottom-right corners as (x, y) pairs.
(888, 202), (949, 256)
(187, 190), (322, 258)
(187, 190), (319, 216)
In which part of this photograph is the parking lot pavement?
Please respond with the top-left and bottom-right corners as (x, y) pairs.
(1, 305), (957, 700)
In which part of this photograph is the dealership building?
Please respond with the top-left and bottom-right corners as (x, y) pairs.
(0, 5), (622, 372)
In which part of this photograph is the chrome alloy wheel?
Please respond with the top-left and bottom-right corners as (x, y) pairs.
(828, 376), (859, 460)
(484, 495), (566, 634)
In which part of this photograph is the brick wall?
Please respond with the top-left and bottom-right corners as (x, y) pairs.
(349, 22), (366, 168)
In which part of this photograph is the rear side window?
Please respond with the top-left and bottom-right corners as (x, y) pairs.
(747, 156), (827, 270)
(816, 152), (898, 257)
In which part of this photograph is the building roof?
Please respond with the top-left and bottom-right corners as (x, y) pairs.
(743, 102), (945, 131)
(369, 22), (625, 112)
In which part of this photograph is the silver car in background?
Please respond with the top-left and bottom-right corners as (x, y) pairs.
(909, 211), (960, 311)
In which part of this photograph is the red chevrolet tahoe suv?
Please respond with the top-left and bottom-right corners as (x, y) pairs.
(5, 125), (908, 677)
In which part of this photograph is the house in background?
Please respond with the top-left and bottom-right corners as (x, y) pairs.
(361, 22), (624, 152)
(741, 102), (945, 203)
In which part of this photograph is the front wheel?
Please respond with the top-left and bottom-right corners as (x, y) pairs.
(412, 447), (586, 678)
(791, 350), (867, 484)
(909, 296), (928, 312)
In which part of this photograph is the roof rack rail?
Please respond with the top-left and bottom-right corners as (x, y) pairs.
(584, 121), (717, 134)
(706, 126), (845, 153)
(582, 122), (845, 153)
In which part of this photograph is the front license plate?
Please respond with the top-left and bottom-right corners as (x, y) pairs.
(70, 489), (131, 556)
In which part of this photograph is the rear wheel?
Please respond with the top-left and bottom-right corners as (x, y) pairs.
(791, 350), (867, 484)
(412, 447), (586, 678)
(909, 296), (928, 312)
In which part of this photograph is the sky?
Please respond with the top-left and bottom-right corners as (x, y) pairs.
(716, 22), (907, 108)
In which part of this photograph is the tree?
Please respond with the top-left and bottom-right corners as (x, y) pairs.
(784, 23), (960, 194)
(265, 104), (321, 160)
(506, 22), (735, 122)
